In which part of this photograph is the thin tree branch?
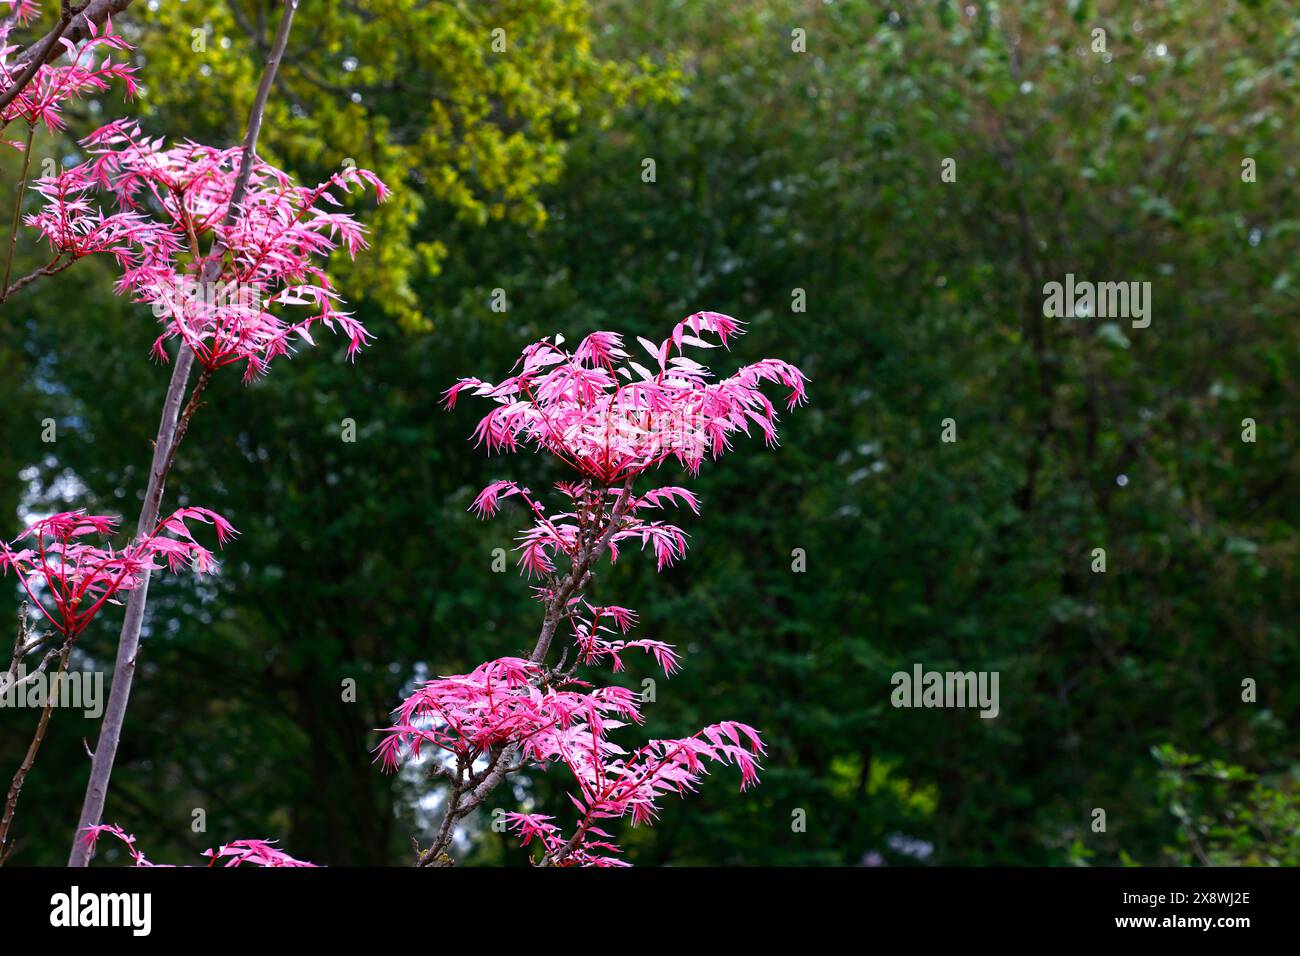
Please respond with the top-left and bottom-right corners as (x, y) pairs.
(0, 255), (72, 302)
(0, 635), (73, 863)
(1, 123), (36, 292)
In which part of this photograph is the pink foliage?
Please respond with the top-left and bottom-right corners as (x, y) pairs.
(23, 118), (387, 379)
(378, 657), (762, 867)
(0, 506), (235, 638)
(1, 4), (137, 145)
(444, 312), (807, 484)
(202, 839), (318, 868)
(383, 316), (806, 865)
(80, 824), (316, 867)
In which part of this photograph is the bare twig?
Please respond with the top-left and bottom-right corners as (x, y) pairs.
(0, 255), (72, 302)
(1, 123), (36, 293)
(0, 633), (73, 863)
(3, 647), (61, 693)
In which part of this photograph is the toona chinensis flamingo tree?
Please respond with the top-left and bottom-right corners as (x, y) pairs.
(378, 311), (808, 866)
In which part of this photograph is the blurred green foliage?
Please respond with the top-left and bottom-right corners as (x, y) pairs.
(1153, 745), (1300, 866)
(1, 0), (1297, 865)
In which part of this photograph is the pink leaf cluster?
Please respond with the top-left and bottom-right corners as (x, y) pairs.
(378, 657), (762, 867)
(502, 718), (764, 867)
(382, 316), (806, 865)
(0, 506), (235, 638)
(201, 839), (317, 868)
(475, 479), (697, 578)
(0, 0), (38, 26)
(568, 601), (680, 675)
(80, 824), (316, 867)
(444, 312), (808, 483)
(1, 4), (137, 145)
(377, 656), (643, 769)
(24, 118), (388, 379)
